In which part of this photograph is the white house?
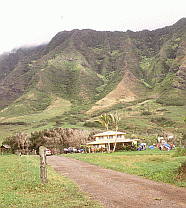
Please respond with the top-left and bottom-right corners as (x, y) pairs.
(87, 131), (138, 151)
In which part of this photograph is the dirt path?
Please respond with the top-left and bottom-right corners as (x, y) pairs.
(47, 155), (186, 208)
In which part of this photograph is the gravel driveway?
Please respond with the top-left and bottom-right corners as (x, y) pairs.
(47, 155), (186, 208)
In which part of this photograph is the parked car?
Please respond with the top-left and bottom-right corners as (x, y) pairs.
(63, 148), (69, 154)
(63, 147), (73, 154)
(63, 147), (83, 154)
(46, 148), (52, 156)
(148, 145), (154, 149)
(48, 148), (53, 155)
(138, 143), (146, 151)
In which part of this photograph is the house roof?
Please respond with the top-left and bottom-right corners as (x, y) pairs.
(87, 139), (138, 145)
(94, 131), (126, 137)
(1, 144), (11, 149)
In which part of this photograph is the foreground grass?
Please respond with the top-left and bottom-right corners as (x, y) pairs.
(64, 149), (186, 188)
(0, 155), (102, 208)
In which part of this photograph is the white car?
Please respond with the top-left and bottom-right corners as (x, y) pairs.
(46, 148), (51, 156)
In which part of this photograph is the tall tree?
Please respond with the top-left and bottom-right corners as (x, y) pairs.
(3, 132), (30, 154)
(109, 111), (121, 152)
(95, 113), (110, 130)
(95, 113), (111, 152)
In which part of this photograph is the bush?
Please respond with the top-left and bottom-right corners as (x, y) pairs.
(55, 120), (64, 126)
(156, 108), (168, 112)
(176, 160), (186, 181)
(141, 111), (152, 115)
(67, 117), (77, 125)
(151, 117), (175, 127)
(131, 144), (137, 151)
(174, 146), (186, 156)
(83, 121), (101, 128)
(178, 160), (186, 174)
(116, 145), (133, 151)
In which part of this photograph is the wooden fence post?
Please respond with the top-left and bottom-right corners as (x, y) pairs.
(39, 146), (47, 183)
(1, 147), (5, 156)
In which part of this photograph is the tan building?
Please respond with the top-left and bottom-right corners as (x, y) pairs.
(87, 131), (138, 151)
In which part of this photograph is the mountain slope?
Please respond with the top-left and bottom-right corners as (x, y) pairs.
(0, 18), (186, 118)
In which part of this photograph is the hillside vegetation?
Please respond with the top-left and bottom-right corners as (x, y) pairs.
(0, 18), (186, 143)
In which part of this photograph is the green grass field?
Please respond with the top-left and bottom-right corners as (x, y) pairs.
(0, 149), (185, 207)
(64, 149), (186, 187)
(0, 155), (102, 208)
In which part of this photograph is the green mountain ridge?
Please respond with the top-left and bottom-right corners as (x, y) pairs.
(0, 18), (186, 141)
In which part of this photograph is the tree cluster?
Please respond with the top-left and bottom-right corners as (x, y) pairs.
(3, 128), (92, 154)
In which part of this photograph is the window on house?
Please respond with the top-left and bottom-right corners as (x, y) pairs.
(117, 135), (122, 138)
(99, 136), (103, 139)
(109, 135), (113, 139)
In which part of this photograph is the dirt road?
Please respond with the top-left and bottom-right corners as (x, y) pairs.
(47, 155), (186, 208)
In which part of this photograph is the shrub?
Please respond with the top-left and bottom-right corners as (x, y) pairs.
(55, 120), (64, 126)
(176, 160), (186, 181)
(131, 144), (137, 151)
(156, 108), (168, 112)
(174, 146), (186, 157)
(83, 121), (101, 128)
(151, 117), (175, 127)
(67, 117), (77, 125)
(116, 145), (133, 151)
(178, 160), (186, 174)
(141, 111), (152, 115)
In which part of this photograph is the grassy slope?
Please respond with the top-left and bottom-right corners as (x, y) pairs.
(64, 149), (186, 187)
(0, 97), (72, 143)
(0, 155), (101, 207)
(0, 97), (185, 145)
(87, 98), (186, 138)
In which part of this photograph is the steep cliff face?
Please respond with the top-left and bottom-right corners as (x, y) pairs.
(155, 35), (186, 106)
(0, 18), (186, 115)
(173, 36), (186, 90)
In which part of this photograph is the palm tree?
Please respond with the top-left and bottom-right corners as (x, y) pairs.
(109, 111), (121, 152)
(95, 113), (110, 130)
(95, 113), (111, 152)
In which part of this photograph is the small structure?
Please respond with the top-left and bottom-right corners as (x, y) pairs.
(87, 131), (138, 151)
(158, 137), (166, 143)
(167, 135), (174, 141)
(1, 144), (11, 155)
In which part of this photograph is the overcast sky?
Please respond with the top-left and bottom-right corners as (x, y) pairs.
(0, 0), (185, 54)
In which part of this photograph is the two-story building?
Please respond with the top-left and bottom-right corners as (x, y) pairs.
(87, 131), (138, 151)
